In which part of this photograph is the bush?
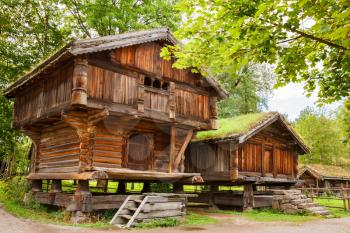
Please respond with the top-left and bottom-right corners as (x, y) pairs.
(3, 176), (31, 202)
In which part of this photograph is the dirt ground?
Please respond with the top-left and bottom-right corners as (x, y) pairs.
(1, 208), (350, 233)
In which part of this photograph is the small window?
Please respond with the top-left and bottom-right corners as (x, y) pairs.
(144, 76), (152, 86)
(152, 79), (161, 88)
(161, 82), (169, 90)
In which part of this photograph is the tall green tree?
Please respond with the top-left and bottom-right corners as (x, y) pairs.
(0, 0), (72, 175)
(295, 107), (349, 166)
(218, 63), (275, 118)
(162, 0), (350, 104)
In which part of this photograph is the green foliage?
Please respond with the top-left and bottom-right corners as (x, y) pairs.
(295, 107), (350, 166)
(164, 0), (350, 104)
(337, 101), (350, 146)
(2, 176), (31, 203)
(60, 0), (180, 37)
(135, 218), (179, 229)
(195, 112), (267, 140)
(150, 183), (172, 193)
(218, 64), (275, 118)
(0, 0), (73, 176)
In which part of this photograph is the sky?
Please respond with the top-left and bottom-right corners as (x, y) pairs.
(267, 83), (342, 121)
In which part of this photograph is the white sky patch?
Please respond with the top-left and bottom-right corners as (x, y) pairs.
(267, 83), (342, 121)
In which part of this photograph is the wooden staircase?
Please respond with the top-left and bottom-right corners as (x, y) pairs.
(110, 194), (187, 228)
(110, 195), (145, 228)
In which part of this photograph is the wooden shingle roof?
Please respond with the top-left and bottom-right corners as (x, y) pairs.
(4, 28), (228, 99)
(299, 164), (350, 180)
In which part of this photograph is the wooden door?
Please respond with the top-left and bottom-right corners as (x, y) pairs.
(263, 149), (273, 174)
(127, 134), (153, 171)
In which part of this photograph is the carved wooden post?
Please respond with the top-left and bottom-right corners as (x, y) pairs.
(74, 180), (92, 212)
(51, 180), (62, 193)
(142, 182), (152, 193)
(137, 74), (145, 113)
(32, 180), (42, 192)
(243, 183), (255, 211)
(173, 183), (184, 193)
(168, 126), (176, 173)
(209, 96), (218, 129)
(230, 144), (239, 180)
(117, 181), (126, 194)
(72, 57), (88, 106)
(168, 82), (176, 120)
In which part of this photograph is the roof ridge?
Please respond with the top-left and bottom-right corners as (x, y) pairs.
(74, 28), (170, 45)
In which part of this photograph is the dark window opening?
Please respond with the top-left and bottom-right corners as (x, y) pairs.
(152, 79), (161, 88)
(144, 76), (152, 86)
(161, 82), (169, 90)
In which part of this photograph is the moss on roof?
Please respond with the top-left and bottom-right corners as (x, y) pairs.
(195, 112), (275, 141)
(303, 164), (350, 178)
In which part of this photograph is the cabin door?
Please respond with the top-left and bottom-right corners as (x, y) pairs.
(263, 149), (273, 174)
(127, 134), (153, 171)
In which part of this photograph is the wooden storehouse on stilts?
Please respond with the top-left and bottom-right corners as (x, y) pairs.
(4, 28), (227, 223)
(184, 112), (309, 210)
(298, 164), (350, 189)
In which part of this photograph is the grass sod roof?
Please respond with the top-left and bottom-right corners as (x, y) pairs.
(194, 112), (275, 141)
(193, 112), (310, 154)
(299, 164), (350, 180)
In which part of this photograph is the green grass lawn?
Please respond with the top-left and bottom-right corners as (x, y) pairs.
(314, 197), (350, 218)
(314, 197), (346, 208)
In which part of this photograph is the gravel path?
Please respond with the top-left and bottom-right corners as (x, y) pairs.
(1, 207), (350, 233)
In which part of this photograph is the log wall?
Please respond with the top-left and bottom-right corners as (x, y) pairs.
(13, 63), (73, 126)
(87, 65), (138, 105)
(38, 122), (80, 173)
(112, 42), (196, 86)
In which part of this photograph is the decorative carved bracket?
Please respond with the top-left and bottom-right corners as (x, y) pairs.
(62, 108), (109, 172)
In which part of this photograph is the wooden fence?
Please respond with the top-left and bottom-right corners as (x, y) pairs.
(299, 186), (350, 211)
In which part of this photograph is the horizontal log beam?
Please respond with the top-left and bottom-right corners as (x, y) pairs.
(93, 167), (203, 183)
(27, 171), (108, 180)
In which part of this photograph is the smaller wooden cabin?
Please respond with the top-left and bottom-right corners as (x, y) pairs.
(185, 112), (309, 186)
(298, 164), (350, 189)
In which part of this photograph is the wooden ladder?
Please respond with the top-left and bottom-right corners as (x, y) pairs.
(110, 195), (149, 228)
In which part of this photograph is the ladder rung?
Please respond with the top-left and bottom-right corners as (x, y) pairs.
(120, 215), (132, 220)
(128, 207), (137, 211)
